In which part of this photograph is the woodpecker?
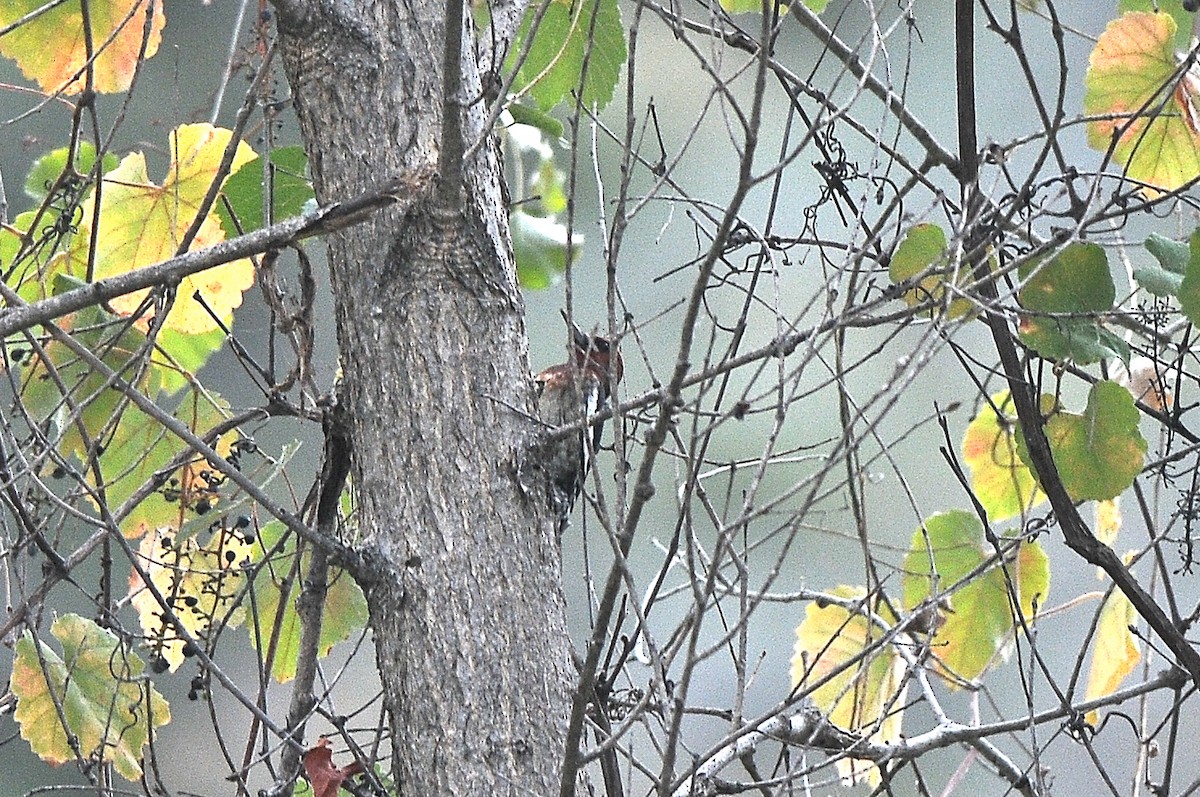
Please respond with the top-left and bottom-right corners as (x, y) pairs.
(534, 325), (623, 531)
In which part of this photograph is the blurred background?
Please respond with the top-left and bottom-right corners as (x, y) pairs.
(2, 1), (1187, 795)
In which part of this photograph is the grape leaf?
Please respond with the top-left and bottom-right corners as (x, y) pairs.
(65, 123), (258, 335)
(217, 146), (315, 235)
(0, 0), (165, 95)
(961, 392), (1045, 521)
(129, 520), (255, 671)
(902, 510), (1049, 683)
(888, 223), (974, 319)
(10, 614), (171, 781)
(1136, 233), (1189, 295)
(1018, 242), (1128, 365)
(792, 586), (905, 786)
(1031, 381), (1147, 502)
(246, 522), (369, 683)
(24, 142), (119, 204)
(1084, 587), (1140, 725)
(1085, 12), (1200, 193)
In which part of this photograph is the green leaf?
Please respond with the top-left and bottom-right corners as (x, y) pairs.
(105, 389), (236, 539)
(153, 326), (228, 395)
(246, 522), (370, 683)
(218, 145), (315, 235)
(1176, 229), (1200, 324)
(902, 511), (1049, 683)
(0, 213), (75, 306)
(1139, 233), (1189, 296)
(24, 142), (119, 203)
(1037, 381), (1148, 502)
(887, 223), (973, 319)
(531, 160), (568, 216)
(721, 0), (796, 12)
(511, 0), (626, 112)
(10, 614), (171, 781)
(1018, 242), (1127, 365)
(508, 102), (566, 138)
(1134, 265), (1185, 296)
(512, 209), (582, 289)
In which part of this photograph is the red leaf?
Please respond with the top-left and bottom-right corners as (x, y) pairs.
(303, 738), (364, 797)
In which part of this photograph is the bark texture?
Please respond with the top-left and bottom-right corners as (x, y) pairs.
(274, 2), (572, 794)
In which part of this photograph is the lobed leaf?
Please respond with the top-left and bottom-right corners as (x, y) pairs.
(791, 586), (905, 786)
(1026, 381), (1147, 502)
(511, 0), (626, 112)
(217, 146), (316, 236)
(0, 0), (165, 95)
(1084, 12), (1200, 193)
(65, 124), (258, 335)
(10, 614), (170, 781)
(902, 511), (1049, 683)
(961, 391), (1046, 522)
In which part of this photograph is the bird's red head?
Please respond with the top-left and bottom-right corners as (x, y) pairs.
(572, 326), (624, 385)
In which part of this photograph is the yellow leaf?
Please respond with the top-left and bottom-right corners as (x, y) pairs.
(962, 392), (1046, 521)
(791, 587), (906, 786)
(1085, 586), (1140, 726)
(1085, 12), (1200, 193)
(67, 124), (258, 334)
(129, 522), (255, 671)
(10, 614), (170, 781)
(0, 0), (165, 95)
(1094, 498), (1122, 580)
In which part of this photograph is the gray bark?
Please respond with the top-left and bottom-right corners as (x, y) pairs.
(273, 1), (573, 794)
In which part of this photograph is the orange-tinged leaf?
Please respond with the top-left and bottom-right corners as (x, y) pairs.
(0, 0), (165, 96)
(902, 511), (1049, 683)
(1085, 12), (1200, 193)
(66, 124), (258, 334)
(962, 391), (1045, 521)
(1085, 587), (1140, 725)
(10, 614), (170, 781)
(791, 586), (906, 786)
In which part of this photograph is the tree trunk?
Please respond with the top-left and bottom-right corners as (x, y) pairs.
(273, 1), (572, 794)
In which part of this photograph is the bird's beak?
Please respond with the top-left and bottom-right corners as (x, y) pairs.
(562, 309), (590, 349)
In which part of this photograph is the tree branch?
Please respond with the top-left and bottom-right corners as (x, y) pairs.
(0, 169), (434, 339)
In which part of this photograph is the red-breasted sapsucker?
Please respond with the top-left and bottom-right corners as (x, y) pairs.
(535, 325), (623, 531)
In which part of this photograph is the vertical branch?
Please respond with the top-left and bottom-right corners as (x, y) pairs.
(438, 0), (466, 209)
(273, 402), (351, 797)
